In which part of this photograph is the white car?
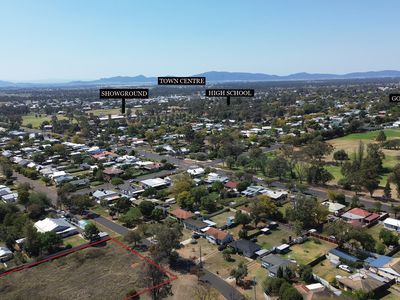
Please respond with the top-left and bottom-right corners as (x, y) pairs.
(338, 264), (352, 273)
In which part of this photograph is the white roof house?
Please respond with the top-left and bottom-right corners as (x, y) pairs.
(141, 178), (169, 188)
(322, 201), (346, 214)
(34, 218), (78, 237)
(383, 218), (400, 232)
(187, 167), (205, 177)
(92, 190), (118, 200)
(205, 172), (228, 183)
(2, 193), (18, 203)
(50, 171), (67, 179)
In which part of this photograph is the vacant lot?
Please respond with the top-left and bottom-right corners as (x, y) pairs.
(282, 239), (336, 265)
(0, 240), (156, 300)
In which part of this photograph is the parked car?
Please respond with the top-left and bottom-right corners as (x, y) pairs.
(338, 264), (352, 273)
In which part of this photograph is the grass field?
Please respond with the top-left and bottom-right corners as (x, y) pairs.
(0, 240), (155, 300)
(63, 234), (87, 247)
(210, 211), (235, 227)
(87, 109), (121, 116)
(203, 252), (248, 278)
(241, 263), (267, 300)
(366, 224), (388, 253)
(335, 129), (400, 141)
(22, 114), (69, 128)
(313, 259), (350, 283)
(326, 130), (400, 191)
(282, 239), (335, 265)
(256, 227), (295, 250)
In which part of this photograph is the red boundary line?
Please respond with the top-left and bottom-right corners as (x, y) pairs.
(0, 236), (178, 300)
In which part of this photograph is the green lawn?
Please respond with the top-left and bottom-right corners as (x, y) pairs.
(210, 211), (235, 227)
(325, 155), (397, 186)
(22, 114), (69, 128)
(282, 239), (336, 265)
(204, 252), (249, 278)
(337, 129), (400, 141)
(313, 259), (350, 283)
(256, 227), (295, 250)
(324, 165), (343, 182)
(366, 224), (388, 253)
(63, 235), (86, 247)
(242, 264), (268, 300)
(87, 109), (121, 116)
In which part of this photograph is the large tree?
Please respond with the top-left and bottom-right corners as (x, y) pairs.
(285, 195), (328, 229)
(149, 222), (182, 263)
(250, 195), (279, 227)
(84, 223), (100, 241)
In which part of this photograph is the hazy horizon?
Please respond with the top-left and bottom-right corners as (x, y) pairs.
(1, 0), (399, 81)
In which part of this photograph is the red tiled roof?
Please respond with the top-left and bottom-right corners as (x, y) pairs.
(347, 208), (371, 218)
(206, 227), (229, 241)
(103, 167), (123, 175)
(365, 213), (380, 222)
(170, 208), (194, 220)
(224, 181), (238, 189)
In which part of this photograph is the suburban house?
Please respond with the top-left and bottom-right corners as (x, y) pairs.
(169, 208), (194, 222)
(0, 246), (13, 262)
(241, 186), (287, 200)
(366, 255), (400, 282)
(261, 254), (295, 277)
(322, 201), (346, 216)
(327, 248), (360, 265)
(205, 227), (234, 245)
(224, 180), (238, 191)
(102, 167), (124, 181)
(338, 272), (391, 295)
(34, 218), (78, 237)
(140, 178), (169, 189)
(187, 167), (205, 177)
(294, 283), (339, 300)
(0, 185), (18, 203)
(383, 218), (400, 232)
(92, 189), (119, 203)
(229, 239), (261, 258)
(341, 208), (380, 226)
(182, 218), (209, 232)
(205, 172), (228, 184)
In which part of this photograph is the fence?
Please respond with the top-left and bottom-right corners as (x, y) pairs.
(307, 232), (338, 245)
(312, 273), (342, 296)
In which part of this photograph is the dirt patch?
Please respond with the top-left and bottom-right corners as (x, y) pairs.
(0, 240), (156, 300)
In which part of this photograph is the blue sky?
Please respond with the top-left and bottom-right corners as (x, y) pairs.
(0, 0), (399, 81)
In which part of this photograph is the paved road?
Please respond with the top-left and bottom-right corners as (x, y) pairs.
(13, 172), (58, 204)
(268, 180), (393, 212)
(200, 269), (244, 300)
(91, 213), (130, 235)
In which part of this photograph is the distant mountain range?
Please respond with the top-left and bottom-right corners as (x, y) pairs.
(1, 70), (400, 87)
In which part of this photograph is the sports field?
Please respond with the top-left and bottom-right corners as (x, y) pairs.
(326, 129), (400, 187)
(335, 129), (400, 141)
(22, 114), (69, 128)
(0, 239), (172, 300)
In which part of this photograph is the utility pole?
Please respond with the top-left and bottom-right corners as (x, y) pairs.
(253, 276), (257, 300)
(199, 245), (202, 268)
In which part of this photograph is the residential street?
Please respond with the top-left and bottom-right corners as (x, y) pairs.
(200, 269), (244, 300)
